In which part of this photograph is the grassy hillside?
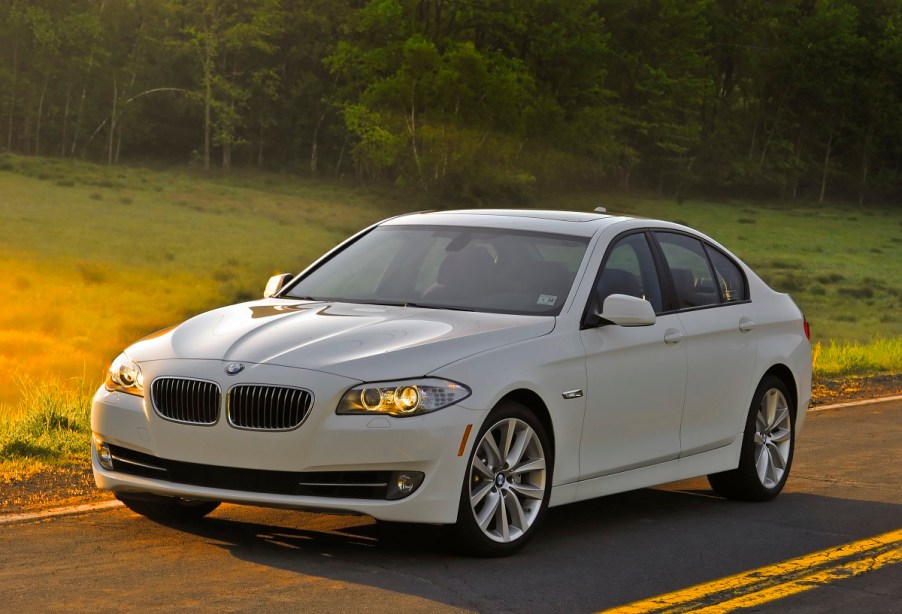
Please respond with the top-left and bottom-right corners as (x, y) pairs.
(0, 155), (899, 471)
(0, 155), (422, 410)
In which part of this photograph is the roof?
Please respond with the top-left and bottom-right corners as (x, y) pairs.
(382, 209), (634, 237)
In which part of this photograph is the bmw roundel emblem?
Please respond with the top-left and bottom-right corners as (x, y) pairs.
(225, 363), (245, 375)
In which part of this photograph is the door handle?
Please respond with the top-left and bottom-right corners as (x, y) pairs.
(664, 328), (684, 345)
(739, 317), (756, 333)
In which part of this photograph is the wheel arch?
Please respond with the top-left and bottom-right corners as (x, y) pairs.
(762, 364), (798, 416)
(456, 388), (556, 555)
(498, 388), (556, 458)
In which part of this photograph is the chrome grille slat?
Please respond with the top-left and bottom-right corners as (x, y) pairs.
(265, 388), (273, 429)
(185, 380), (190, 422)
(189, 379), (195, 423)
(289, 389), (300, 426)
(184, 379), (191, 423)
(196, 379), (203, 423)
(151, 377), (220, 425)
(281, 388), (291, 426)
(228, 384), (312, 431)
(180, 379), (187, 422)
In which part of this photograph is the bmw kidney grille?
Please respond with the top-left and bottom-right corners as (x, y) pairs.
(151, 377), (221, 425)
(227, 384), (313, 431)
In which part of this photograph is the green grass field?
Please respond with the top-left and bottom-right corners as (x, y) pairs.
(1, 154), (900, 470)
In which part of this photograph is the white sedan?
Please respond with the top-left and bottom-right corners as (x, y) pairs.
(92, 209), (812, 556)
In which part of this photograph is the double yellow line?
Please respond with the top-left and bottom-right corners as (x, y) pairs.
(601, 527), (902, 613)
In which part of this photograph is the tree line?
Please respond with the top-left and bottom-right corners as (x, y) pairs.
(2, 0), (901, 203)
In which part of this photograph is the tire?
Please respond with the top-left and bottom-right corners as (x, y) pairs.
(117, 493), (220, 521)
(454, 401), (553, 557)
(708, 375), (795, 501)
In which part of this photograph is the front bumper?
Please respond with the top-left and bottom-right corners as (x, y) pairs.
(91, 360), (482, 524)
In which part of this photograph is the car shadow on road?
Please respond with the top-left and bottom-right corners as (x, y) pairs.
(140, 485), (902, 613)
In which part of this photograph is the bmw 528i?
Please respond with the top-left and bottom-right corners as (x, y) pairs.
(92, 209), (812, 556)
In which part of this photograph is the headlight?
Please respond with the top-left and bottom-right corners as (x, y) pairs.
(337, 378), (470, 417)
(104, 352), (144, 397)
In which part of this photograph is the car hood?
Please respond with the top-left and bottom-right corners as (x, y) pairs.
(127, 299), (555, 380)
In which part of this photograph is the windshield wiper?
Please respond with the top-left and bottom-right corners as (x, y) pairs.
(293, 297), (477, 312)
(287, 295), (329, 302)
(402, 302), (476, 312)
(352, 299), (477, 312)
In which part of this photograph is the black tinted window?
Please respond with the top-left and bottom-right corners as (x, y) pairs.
(597, 233), (663, 312)
(656, 232), (719, 309)
(707, 246), (747, 302)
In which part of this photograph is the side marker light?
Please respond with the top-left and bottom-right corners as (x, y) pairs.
(457, 424), (473, 457)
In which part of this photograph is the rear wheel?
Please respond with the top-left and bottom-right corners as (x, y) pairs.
(117, 494), (220, 521)
(708, 375), (795, 501)
(454, 401), (553, 557)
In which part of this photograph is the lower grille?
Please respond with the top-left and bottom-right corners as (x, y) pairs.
(227, 384), (313, 431)
(151, 377), (220, 425)
(296, 472), (391, 499)
(107, 444), (392, 499)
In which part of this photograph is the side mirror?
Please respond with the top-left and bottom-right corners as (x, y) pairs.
(263, 273), (293, 298)
(599, 294), (656, 327)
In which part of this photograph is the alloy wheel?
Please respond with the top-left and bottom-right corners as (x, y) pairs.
(754, 387), (792, 489)
(468, 417), (547, 543)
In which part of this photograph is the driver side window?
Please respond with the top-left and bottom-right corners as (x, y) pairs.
(597, 233), (663, 313)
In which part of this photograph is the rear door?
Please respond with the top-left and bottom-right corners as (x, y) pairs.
(652, 231), (758, 456)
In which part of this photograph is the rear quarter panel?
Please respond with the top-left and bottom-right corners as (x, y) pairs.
(746, 273), (813, 433)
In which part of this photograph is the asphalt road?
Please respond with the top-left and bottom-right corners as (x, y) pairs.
(1, 400), (900, 613)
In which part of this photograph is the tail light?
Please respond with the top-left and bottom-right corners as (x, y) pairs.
(803, 317), (810, 340)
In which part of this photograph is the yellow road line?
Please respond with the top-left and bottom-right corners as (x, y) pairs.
(692, 545), (902, 613)
(601, 527), (902, 613)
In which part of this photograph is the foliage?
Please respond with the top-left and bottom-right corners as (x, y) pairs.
(326, 0), (616, 198)
(0, 377), (92, 465)
(813, 338), (902, 378)
(1, 1), (899, 201)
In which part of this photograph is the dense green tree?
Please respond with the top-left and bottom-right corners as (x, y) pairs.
(327, 0), (621, 198)
(598, 0), (711, 195)
(0, 0), (899, 202)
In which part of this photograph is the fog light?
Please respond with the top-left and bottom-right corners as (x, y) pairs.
(385, 471), (424, 500)
(95, 438), (114, 470)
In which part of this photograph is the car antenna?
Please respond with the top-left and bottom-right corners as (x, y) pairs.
(594, 206), (607, 213)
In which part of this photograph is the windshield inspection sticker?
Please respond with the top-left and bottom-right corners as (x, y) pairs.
(537, 294), (557, 306)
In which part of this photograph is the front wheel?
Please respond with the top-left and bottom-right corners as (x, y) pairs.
(454, 401), (553, 557)
(117, 494), (220, 521)
(708, 375), (795, 501)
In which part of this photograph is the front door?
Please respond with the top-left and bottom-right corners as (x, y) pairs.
(579, 232), (687, 478)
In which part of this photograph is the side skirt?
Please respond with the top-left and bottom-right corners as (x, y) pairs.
(549, 436), (742, 508)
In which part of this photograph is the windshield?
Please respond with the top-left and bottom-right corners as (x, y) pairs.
(284, 225), (590, 316)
